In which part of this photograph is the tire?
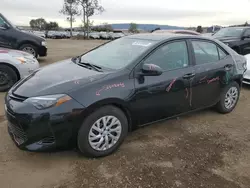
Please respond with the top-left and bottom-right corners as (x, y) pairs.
(77, 105), (128, 158)
(19, 44), (38, 58)
(0, 64), (18, 92)
(216, 81), (240, 114)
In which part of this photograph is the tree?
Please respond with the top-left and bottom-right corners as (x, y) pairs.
(60, 0), (80, 37)
(196, 25), (203, 33)
(29, 18), (47, 30)
(101, 22), (113, 32)
(244, 21), (249, 26)
(129, 23), (139, 33)
(45, 22), (59, 30)
(77, 0), (104, 38)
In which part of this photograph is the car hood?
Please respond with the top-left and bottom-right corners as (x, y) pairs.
(0, 47), (34, 58)
(212, 36), (239, 43)
(19, 29), (45, 41)
(11, 59), (109, 97)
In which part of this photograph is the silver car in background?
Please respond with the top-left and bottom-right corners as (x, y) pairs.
(243, 54), (250, 84)
(0, 48), (39, 91)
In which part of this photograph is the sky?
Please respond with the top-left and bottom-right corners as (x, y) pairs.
(2, 0), (250, 27)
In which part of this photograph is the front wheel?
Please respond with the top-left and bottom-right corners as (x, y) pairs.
(0, 65), (18, 92)
(77, 105), (128, 157)
(19, 44), (38, 58)
(216, 81), (240, 114)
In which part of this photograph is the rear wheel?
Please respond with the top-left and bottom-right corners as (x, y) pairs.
(77, 105), (128, 157)
(0, 65), (18, 92)
(19, 44), (38, 58)
(216, 81), (240, 113)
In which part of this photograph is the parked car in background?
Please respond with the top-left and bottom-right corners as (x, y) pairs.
(5, 34), (246, 157)
(243, 54), (250, 84)
(109, 32), (125, 40)
(100, 32), (109, 40)
(33, 31), (46, 38)
(0, 48), (39, 91)
(89, 32), (100, 39)
(0, 13), (47, 58)
(152, 29), (200, 35)
(212, 27), (250, 55)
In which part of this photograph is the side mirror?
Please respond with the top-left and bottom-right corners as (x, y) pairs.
(139, 64), (163, 76)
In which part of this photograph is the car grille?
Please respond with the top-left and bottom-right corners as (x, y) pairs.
(8, 121), (27, 145)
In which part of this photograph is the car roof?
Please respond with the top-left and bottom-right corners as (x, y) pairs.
(126, 33), (213, 42)
(225, 26), (250, 30)
(153, 29), (200, 35)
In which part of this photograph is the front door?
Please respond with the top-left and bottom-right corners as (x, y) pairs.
(130, 40), (194, 125)
(190, 39), (234, 109)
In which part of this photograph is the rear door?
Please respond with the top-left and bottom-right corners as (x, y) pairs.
(0, 16), (13, 48)
(130, 40), (195, 125)
(190, 39), (234, 109)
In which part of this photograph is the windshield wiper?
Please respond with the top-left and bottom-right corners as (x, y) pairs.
(72, 56), (103, 72)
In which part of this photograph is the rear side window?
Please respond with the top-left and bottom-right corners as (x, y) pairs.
(218, 48), (227, 59)
(192, 40), (226, 65)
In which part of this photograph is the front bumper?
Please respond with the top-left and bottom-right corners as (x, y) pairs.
(5, 92), (85, 152)
(243, 70), (250, 84)
(17, 61), (40, 79)
(38, 46), (47, 57)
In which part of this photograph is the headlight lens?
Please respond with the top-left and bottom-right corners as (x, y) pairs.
(24, 94), (72, 110)
(16, 57), (27, 64)
(41, 41), (46, 46)
(15, 56), (36, 64)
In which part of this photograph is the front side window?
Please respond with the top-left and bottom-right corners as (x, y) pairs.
(192, 41), (219, 64)
(81, 38), (156, 70)
(0, 17), (6, 27)
(143, 41), (189, 71)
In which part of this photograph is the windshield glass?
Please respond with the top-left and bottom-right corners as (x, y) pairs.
(213, 27), (244, 37)
(0, 15), (16, 28)
(80, 38), (156, 69)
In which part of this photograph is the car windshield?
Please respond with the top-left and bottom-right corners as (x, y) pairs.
(80, 38), (156, 69)
(213, 27), (244, 37)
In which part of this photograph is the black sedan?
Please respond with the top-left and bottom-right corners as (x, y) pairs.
(212, 27), (250, 55)
(5, 33), (247, 157)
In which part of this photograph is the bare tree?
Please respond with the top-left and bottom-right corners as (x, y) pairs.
(60, 0), (80, 37)
(77, 0), (104, 38)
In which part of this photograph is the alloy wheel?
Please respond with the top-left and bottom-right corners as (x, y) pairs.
(224, 86), (238, 109)
(88, 116), (122, 151)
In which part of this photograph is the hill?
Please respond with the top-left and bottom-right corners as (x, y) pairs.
(110, 23), (185, 31)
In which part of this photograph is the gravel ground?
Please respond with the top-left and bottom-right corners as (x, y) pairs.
(0, 39), (250, 188)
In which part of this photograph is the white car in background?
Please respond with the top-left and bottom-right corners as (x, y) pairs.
(0, 48), (39, 91)
(243, 54), (250, 84)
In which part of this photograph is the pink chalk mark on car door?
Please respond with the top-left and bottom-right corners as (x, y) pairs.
(166, 79), (177, 92)
(96, 82), (125, 96)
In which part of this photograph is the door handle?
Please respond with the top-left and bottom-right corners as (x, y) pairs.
(224, 64), (233, 71)
(183, 73), (195, 79)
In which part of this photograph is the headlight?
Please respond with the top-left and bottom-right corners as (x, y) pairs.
(41, 41), (46, 46)
(16, 57), (27, 64)
(24, 94), (72, 110)
(15, 56), (36, 64)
